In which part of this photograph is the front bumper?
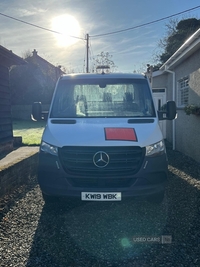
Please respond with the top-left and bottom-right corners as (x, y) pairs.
(37, 151), (168, 199)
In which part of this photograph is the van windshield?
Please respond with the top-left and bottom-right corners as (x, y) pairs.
(50, 78), (156, 118)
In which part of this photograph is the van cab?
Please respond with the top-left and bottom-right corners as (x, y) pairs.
(32, 72), (176, 204)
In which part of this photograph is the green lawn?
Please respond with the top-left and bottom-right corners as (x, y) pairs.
(13, 120), (46, 146)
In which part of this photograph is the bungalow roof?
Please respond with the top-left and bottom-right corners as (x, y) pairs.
(0, 45), (26, 67)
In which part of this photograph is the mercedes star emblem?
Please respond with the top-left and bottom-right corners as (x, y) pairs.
(93, 151), (109, 168)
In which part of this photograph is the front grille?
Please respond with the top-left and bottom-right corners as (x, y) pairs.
(58, 146), (145, 177)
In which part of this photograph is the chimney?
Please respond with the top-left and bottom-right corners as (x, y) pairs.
(32, 49), (38, 57)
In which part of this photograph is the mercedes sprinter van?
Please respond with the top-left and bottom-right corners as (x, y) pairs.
(32, 72), (176, 204)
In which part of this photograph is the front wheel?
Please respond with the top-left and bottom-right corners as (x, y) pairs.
(42, 192), (60, 204)
(147, 191), (165, 204)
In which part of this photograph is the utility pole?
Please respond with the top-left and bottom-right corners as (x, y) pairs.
(86, 33), (89, 73)
(146, 64), (153, 86)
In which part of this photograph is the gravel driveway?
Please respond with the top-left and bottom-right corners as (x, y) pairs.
(0, 147), (200, 267)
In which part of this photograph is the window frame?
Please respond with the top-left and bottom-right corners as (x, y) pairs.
(177, 77), (189, 108)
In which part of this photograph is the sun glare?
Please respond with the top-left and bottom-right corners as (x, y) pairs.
(51, 15), (81, 47)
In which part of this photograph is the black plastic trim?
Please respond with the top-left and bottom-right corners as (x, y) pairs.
(51, 119), (76, 124)
(128, 119), (155, 123)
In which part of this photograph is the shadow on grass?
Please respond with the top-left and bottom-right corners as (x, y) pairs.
(13, 119), (46, 130)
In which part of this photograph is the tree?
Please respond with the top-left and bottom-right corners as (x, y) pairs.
(158, 18), (200, 65)
(93, 52), (117, 72)
(10, 62), (45, 105)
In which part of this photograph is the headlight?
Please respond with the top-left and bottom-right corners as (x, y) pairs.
(146, 140), (165, 157)
(40, 141), (58, 156)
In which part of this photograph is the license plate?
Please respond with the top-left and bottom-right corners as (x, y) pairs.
(81, 192), (121, 201)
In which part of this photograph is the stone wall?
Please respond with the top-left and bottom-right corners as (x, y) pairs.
(0, 147), (39, 197)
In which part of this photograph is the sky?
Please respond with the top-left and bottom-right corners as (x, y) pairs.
(1, 0), (200, 73)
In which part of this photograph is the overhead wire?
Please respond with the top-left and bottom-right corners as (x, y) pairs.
(0, 5), (200, 41)
(0, 12), (85, 41)
(1, 5), (200, 72)
(90, 5), (200, 38)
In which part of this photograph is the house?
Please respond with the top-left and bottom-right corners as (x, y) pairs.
(0, 45), (26, 155)
(30, 49), (65, 83)
(10, 49), (65, 120)
(152, 28), (200, 163)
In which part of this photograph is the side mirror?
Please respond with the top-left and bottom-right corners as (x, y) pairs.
(158, 101), (176, 120)
(166, 100), (176, 120)
(31, 102), (42, 121)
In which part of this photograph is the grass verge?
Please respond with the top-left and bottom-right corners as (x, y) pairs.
(13, 120), (46, 146)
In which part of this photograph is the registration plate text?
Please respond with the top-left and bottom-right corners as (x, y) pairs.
(81, 192), (121, 201)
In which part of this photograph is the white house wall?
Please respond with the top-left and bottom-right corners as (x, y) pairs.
(153, 48), (200, 163)
(173, 50), (200, 163)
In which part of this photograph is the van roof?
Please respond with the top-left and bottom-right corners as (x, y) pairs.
(60, 72), (146, 80)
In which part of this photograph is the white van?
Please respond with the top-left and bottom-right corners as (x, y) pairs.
(32, 72), (176, 204)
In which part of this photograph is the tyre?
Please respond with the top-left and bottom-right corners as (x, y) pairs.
(42, 192), (60, 204)
(147, 191), (165, 204)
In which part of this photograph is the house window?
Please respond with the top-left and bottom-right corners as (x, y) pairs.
(177, 77), (189, 107)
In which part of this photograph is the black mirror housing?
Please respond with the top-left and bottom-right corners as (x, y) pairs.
(31, 102), (42, 121)
(158, 101), (176, 120)
(166, 101), (176, 120)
